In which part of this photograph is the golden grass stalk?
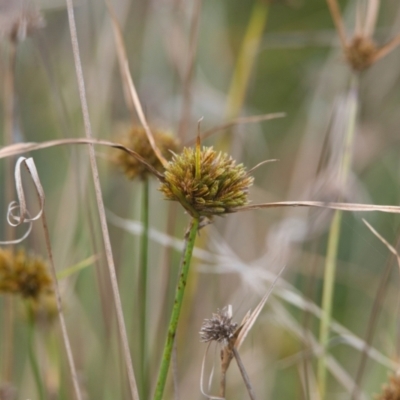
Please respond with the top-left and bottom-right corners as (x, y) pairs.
(64, 1), (140, 398)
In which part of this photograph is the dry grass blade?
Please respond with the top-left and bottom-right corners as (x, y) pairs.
(326, 0), (348, 49)
(236, 201), (400, 214)
(236, 265), (285, 349)
(372, 32), (400, 63)
(188, 113), (286, 145)
(0, 138), (165, 180)
(105, 0), (167, 168)
(64, 0), (140, 398)
(362, 219), (400, 273)
(246, 159), (278, 176)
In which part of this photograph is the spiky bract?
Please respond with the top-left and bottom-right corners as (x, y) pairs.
(199, 306), (238, 343)
(159, 146), (253, 218)
(116, 126), (180, 180)
(0, 248), (53, 300)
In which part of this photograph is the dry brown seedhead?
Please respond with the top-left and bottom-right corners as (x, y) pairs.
(115, 126), (180, 181)
(200, 306), (238, 344)
(0, 0), (44, 42)
(345, 35), (377, 71)
(376, 373), (400, 400)
(327, 0), (400, 71)
(0, 248), (52, 300)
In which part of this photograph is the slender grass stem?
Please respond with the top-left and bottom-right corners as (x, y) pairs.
(139, 178), (149, 399)
(2, 39), (17, 385)
(318, 75), (359, 397)
(153, 217), (199, 400)
(64, 1), (140, 398)
(26, 304), (46, 400)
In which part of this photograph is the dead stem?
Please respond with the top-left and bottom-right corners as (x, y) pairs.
(177, 0), (202, 142)
(219, 369), (227, 398)
(372, 32), (400, 63)
(64, 1), (140, 399)
(40, 205), (83, 400)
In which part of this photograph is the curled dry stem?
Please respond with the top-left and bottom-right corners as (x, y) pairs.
(5, 157), (83, 400)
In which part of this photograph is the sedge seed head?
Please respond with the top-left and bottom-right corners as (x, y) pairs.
(376, 373), (400, 400)
(159, 146), (253, 218)
(115, 126), (180, 180)
(0, 248), (53, 300)
(200, 306), (238, 343)
(345, 35), (377, 71)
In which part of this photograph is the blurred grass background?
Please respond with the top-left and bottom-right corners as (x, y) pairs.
(1, 0), (400, 399)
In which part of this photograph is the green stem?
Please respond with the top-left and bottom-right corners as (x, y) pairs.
(318, 75), (359, 396)
(139, 178), (149, 399)
(26, 303), (46, 400)
(153, 217), (199, 400)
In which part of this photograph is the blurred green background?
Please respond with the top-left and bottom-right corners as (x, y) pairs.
(1, 0), (400, 399)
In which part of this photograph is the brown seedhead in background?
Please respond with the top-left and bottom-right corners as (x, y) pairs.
(327, 0), (400, 71)
(0, 248), (53, 300)
(376, 373), (400, 400)
(116, 126), (180, 181)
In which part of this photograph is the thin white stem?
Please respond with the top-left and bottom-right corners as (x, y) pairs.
(64, 1), (140, 399)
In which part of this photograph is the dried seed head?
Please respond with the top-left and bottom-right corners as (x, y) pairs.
(159, 146), (253, 218)
(0, 0), (44, 42)
(345, 35), (377, 71)
(200, 306), (238, 343)
(0, 248), (53, 300)
(115, 126), (180, 180)
(376, 373), (400, 400)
